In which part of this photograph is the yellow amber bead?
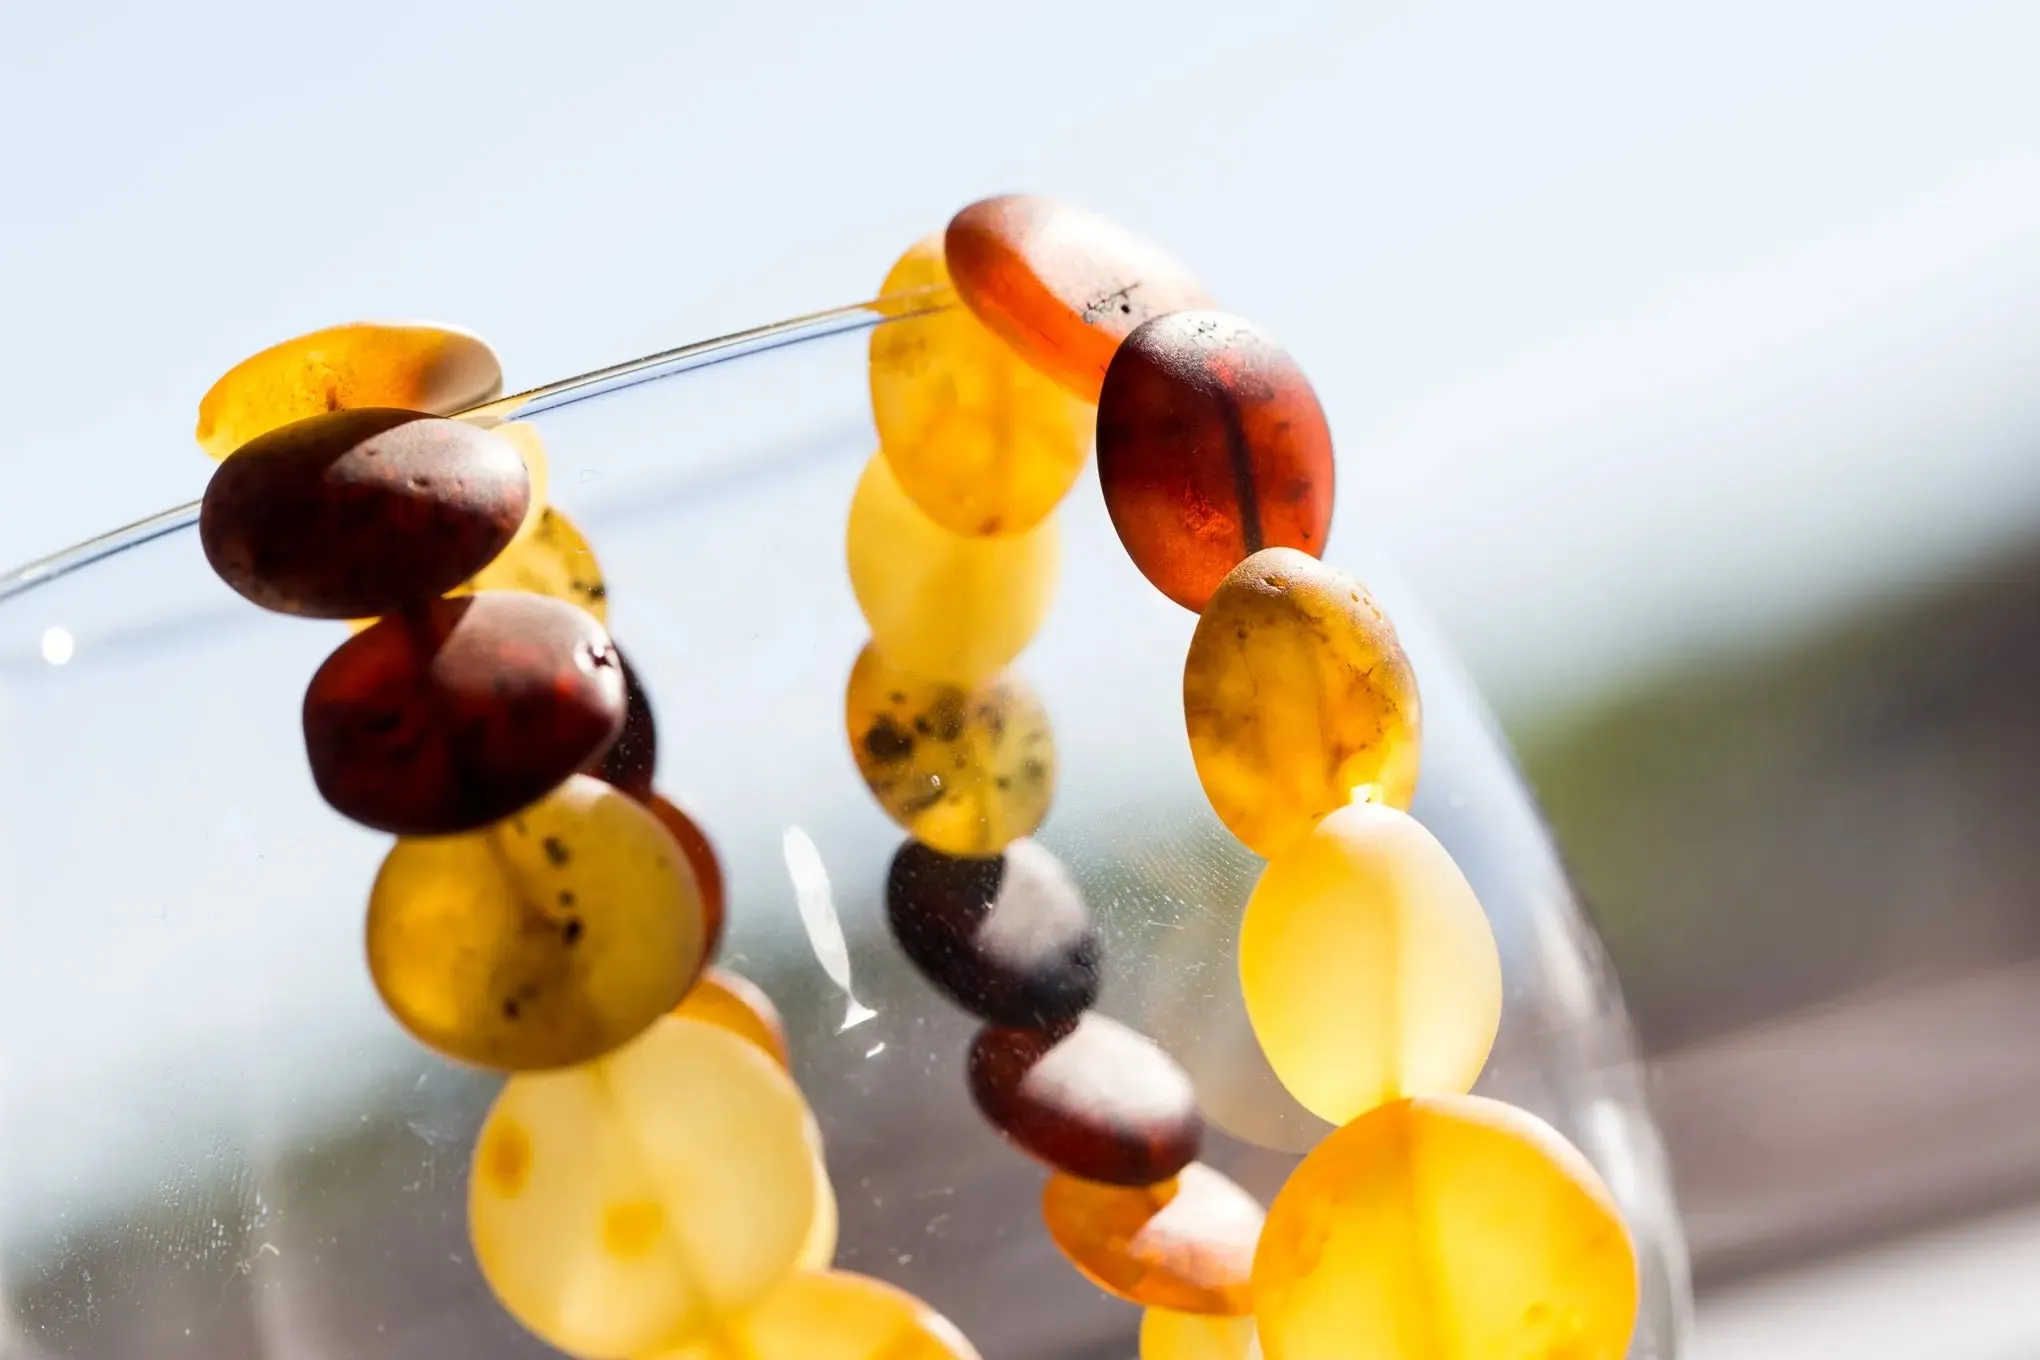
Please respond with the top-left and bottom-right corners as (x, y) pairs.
(845, 643), (1055, 856)
(1252, 1095), (1638, 1360)
(797, 1151), (839, 1272)
(675, 968), (791, 1070)
(870, 234), (1092, 537)
(1041, 1163), (1263, 1315)
(846, 453), (1059, 687)
(195, 321), (502, 459)
(452, 504), (609, 622)
(1239, 801), (1499, 1125)
(470, 1015), (823, 1358)
(1141, 1310), (1261, 1360)
(494, 420), (551, 540)
(367, 775), (707, 1071)
(644, 1271), (982, 1360)
(1183, 548), (1421, 859)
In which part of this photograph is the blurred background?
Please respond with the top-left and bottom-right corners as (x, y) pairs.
(5, 1), (2040, 1355)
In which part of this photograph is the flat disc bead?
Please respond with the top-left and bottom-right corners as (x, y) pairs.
(303, 592), (626, 835)
(968, 1014), (1201, 1186)
(368, 774), (708, 1070)
(200, 409), (528, 618)
(886, 837), (1098, 1027)
(1183, 548), (1422, 859)
(1252, 1095), (1639, 1360)
(1142, 1311), (1262, 1360)
(846, 452), (1058, 687)
(1042, 1163), (1263, 1315)
(1097, 312), (1335, 612)
(647, 794), (727, 958)
(846, 644), (1055, 857)
(674, 968), (789, 1070)
(645, 1271), (983, 1360)
(469, 1015), (824, 1357)
(870, 232), (1092, 535)
(1239, 801), (1499, 1125)
(946, 195), (1214, 403)
(195, 320), (502, 459)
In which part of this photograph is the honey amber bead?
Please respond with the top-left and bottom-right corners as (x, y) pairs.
(886, 837), (1098, 1028)
(1252, 1096), (1639, 1360)
(643, 1271), (982, 1360)
(469, 1016), (822, 1357)
(945, 195), (1214, 403)
(585, 647), (657, 798)
(368, 774), (708, 1071)
(195, 320), (502, 460)
(200, 409), (528, 619)
(1042, 1163), (1262, 1315)
(846, 644), (1055, 857)
(303, 592), (626, 835)
(1141, 1310), (1261, 1360)
(1183, 548), (1421, 858)
(1239, 801), (1500, 1125)
(675, 968), (788, 1070)
(647, 794), (727, 959)
(968, 1014), (1201, 1186)
(1097, 312), (1335, 612)
(797, 1153), (840, 1272)
(846, 452), (1058, 687)
(870, 233), (1092, 536)
(451, 505), (610, 623)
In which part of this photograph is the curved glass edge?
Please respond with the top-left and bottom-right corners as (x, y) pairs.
(0, 288), (954, 605)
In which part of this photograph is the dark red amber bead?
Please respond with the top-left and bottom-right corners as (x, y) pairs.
(1096, 312), (1335, 612)
(586, 647), (657, 799)
(968, 1014), (1202, 1186)
(200, 408), (529, 618)
(887, 838), (1099, 1028)
(302, 592), (626, 835)
(646, 793), (726, 960)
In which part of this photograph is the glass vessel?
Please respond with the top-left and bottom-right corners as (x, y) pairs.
(0, 301), (1691, 1359)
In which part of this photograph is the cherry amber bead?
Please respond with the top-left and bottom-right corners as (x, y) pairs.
(195, 320), (502, 460)
(1097, 312), (1334, 612)
(586, 647), (657, 798)
(647, 794), (726, 959)
(200, 408), (528, 619)
(303, 592), (626, 835)
(1252, 1096), (1638, 1360)
(946, 195), (1213, 403)
(1042, 1163), (1263, 1315)
(886, 837), (1098, 1028)
(1141, 1310), (1261, 1360)
(968, 1014), (1201, 1186)
(1183, 548), (1422, 858)
(675, 968), (789, 1070)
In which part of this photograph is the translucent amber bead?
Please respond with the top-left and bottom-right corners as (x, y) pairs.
(1141, 1310), (1261, 1360)
(1097, 312), (1335, 612)
(846, 453), (1058, 687)
(797, 1153), (839, 1271)
(470, 1016), (823, 1357)
(1042, 1163), (1262, 1314)
(845, 644), (1055, 856)
(647, 795), (727, 958)
(946, 196), (1213, 404)
(1239, 801), (1499, 1124)
(452, 505), (610, 624)
(870, 233), (1092, 536)
(644, 1271), (982, 1360)
(368, 775), (708, 1071)
(1183, 548), (1421, 858)
(1252, 1096), (1639, 1360)
(196, 321), (502, 459)
(675, 968), (789, 1070)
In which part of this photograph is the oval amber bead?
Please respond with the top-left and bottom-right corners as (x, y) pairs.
(195, 320), (502, 459)
(201, 409), (528, 619)
(946, 194), (1213, 403)
(1239, 801), (1499, 1125)
(644, 1271), (983, 1360)
(1141, 1310), (1261, 1360)
(870, 233), (1092, 536)
(675, 968), (789, 1070)
(646, 794), (727, 959)
(1183, 548), (1421, 858)
(1042, 1163), (1263, 1315)
(1252, 1095), (1639, 1360)
(1097, 312), (1334, 612)
(367, 774), (708, 1071)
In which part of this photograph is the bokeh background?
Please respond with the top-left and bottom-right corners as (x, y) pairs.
(5, 2), (2040, 1355)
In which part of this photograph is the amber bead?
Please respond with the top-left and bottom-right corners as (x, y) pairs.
(643, 1271), (983, 1360)
(675, 968), (789, 1070)
(200, 409), (528, 619)
(647, 794), (726, 959)
(1183, 548), (1421, 858)
(1252, 1096), (1639, 1360)
(195, 320), (502, 460)
(1042, 1163), (1262, 1315)
(368, 775), (708, 1070)
(1097, 312), (1335, 612)
(452, 504), (609, 623)
(303, 592), (626, 835)
(886, 837), (1098, 1027)
(845, 644), (1055, 857)
(585, 647), (656, 798)
(870, 233), (1092, 536)
(968, 1014), (1201, 1186)
(1141, 1310), (1261, 1360)
(945, 195), (1214, 403)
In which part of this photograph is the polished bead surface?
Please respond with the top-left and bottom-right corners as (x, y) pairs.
(644, 1270), (983, 1360)
(1042, 1163), (1263, 1315)
(674, 968), (789, 1070)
